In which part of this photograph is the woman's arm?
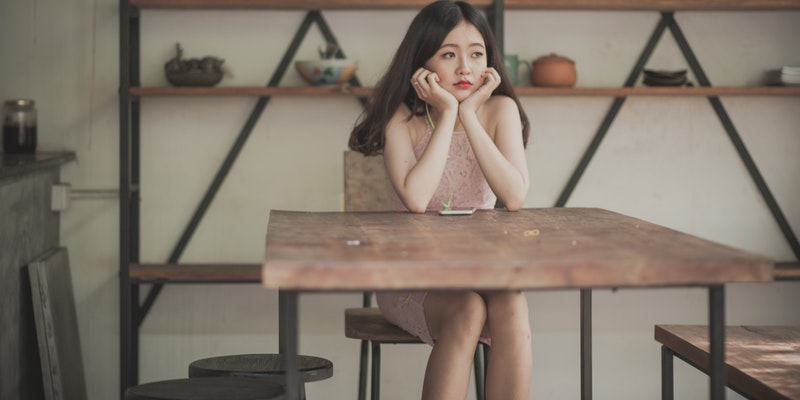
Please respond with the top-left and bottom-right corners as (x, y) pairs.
(384, 104), (458, 213)
(461, 95), (529, 211)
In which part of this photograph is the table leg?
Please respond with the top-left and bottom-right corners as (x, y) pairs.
(709, 286), (726, 400)
(580, 289), (592, 400)
(661, 345), (674, 400)
(279, 290), (300, 400)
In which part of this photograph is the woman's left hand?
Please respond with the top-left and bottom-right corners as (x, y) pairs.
(459, 67), (501, 115)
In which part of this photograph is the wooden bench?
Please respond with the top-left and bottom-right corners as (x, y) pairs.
(656, 324), (800, 400)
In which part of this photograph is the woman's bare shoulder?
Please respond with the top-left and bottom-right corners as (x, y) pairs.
(481, 95), (520, 133)
(387, 103), (426, 142)
(486, 94), (518, 112)
(387, 103), (413, 130)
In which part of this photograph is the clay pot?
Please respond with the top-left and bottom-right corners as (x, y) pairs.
(531, 53), (577, 87)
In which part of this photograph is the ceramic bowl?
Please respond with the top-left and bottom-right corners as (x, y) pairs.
(295, 59), (358, 86)
(166, 71), (223, 87)
(781, 66), (800, 76)
(642, 69), (688, 86)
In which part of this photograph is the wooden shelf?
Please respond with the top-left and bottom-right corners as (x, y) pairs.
(130, 85), (372, 97)
(130, 0), (800, 10)
(514, 86), (800, 96)
(130, 85), (800, 97)
(130, 0), (493, 10)
(130, 263), (261, 283)
(775, 261), (800, 281)
(504, 0), (800, 10)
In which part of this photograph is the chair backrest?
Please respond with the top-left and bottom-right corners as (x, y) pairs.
(343, 150), (392, 308)
(343, 150), (392, 212)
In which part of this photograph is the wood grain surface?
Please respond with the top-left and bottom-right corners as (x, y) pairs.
(262, 208), (773, 291)
(656, 325), (800, 400)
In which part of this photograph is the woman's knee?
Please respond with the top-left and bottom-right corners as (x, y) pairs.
(425, 291), (487, 341)
(484, 291), (531, 337)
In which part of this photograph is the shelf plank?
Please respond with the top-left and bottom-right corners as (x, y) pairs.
(130, 85), (372, 97)
(129, 0), (800, 10)
(505, 0), (800, 10)
(774, 261), (800, 281)
(130, 263), (262, 283)
(130, 85), (800, 97)
(514, 86), (800, 96)
(130, 0), (492, 10)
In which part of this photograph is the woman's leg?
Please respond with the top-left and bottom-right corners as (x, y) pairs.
(481, 291), (532, 400)
(422, 291), (487, 400)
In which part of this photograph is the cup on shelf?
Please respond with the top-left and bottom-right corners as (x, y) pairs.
(503, 54), (531, 86)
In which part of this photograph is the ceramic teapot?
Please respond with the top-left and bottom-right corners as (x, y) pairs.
(531, 53), (577, 87)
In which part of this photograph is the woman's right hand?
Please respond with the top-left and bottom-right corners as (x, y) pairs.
(411, 68), (458, 113)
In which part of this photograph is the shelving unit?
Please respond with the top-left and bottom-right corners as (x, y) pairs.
(119, 0), (800, 398)
(130, 85), (800, 97)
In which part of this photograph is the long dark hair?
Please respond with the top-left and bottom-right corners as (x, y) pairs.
(348, 0), (529, 156)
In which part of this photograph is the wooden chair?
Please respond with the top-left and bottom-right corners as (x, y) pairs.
(342, 150), (488, 400)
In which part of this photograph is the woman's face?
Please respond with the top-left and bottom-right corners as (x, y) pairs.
(424, 21), (488, 102)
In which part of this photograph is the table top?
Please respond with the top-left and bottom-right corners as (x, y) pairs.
(262, 208), (773, 291)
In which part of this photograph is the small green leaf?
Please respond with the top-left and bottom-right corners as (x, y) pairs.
(440, 189), (454, 211)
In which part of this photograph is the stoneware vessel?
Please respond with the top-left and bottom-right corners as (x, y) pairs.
(531, 53), (577, 87)
(295, 59), (358, 86)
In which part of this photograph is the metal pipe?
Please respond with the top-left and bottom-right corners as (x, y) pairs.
(71, 189), (119, 199)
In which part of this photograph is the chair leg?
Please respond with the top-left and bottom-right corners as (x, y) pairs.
(474, 344), (485, 400)
(661, 345), (674, 400)
(371, 342), (381, 400)
(483, 344), (490, 385)
(358, 340), (369, 400)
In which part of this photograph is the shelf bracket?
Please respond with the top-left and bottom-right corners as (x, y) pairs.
(135, 10), (368, 323)
(132, 9), (370, 326)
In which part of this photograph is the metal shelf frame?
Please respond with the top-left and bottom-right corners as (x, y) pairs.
(118, 1), (798, 399)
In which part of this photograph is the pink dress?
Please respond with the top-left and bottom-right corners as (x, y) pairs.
(377, 128), (496, 346)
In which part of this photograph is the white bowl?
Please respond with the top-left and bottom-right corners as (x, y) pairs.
(781, 66), (800, 75)
(295, 59), (358, 86)
(781, 74), (800, 85)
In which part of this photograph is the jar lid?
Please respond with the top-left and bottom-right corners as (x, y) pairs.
(5, 99), (35, 106)
(533, 53), (575, 65)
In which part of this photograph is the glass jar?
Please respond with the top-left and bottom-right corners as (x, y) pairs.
(3, 99), (37, 154)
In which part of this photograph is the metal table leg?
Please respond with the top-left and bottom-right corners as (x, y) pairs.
(580, 289), (592, 400)
(279, 290), (300, 400)
(709, 286), (726, 400)
(661, 345), (674, 400)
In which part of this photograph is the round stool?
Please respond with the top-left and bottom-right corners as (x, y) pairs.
(124, 376), (284, 400)
(189, 354), (333, 399)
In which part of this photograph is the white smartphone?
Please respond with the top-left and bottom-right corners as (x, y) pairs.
(438, 208), (477, 216)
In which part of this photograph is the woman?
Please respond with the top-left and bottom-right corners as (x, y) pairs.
(349, 2), (532, 398)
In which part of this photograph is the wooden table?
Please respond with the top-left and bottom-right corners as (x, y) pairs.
(262, 208), (773, 400)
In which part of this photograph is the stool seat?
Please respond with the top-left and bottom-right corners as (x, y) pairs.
(189, 353), (333, 382)
(124, 377), (284, 400)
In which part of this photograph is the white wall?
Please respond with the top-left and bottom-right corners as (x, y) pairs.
(1, 1), (799, 399)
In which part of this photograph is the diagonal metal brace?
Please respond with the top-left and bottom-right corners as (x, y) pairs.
(135, 12), (319, 326)
(664, 12), (799, 259)
(555, 13), (669, 207)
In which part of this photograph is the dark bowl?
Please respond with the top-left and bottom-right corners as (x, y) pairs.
(166, 71), (223, 87)
(643, 69), (687, 79)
